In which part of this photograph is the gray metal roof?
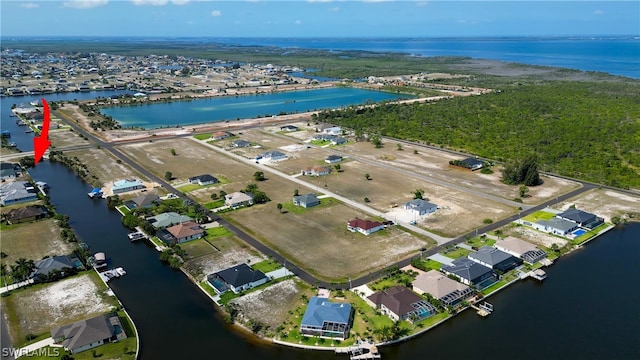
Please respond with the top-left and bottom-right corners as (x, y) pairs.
(468, 246), (514, 266)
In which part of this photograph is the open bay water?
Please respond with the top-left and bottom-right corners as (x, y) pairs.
(213, 36), (640, 79)
(100, 87), (412, 129)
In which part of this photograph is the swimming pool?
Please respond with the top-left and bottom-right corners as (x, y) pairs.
(573, 229), (587, 236)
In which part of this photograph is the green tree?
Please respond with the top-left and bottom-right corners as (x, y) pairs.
(397, 143), (403, 151)
(413, 189), (424, 199)
(164, 171), (173, 181)
(277, 203), (283, 213)
(170, 148), (177, 156)
(519, 185), (529, 198)
(253, 171), (266, 181)
(364, 173), (371, 180)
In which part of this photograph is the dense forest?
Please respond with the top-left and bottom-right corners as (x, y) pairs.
(315, 81), (640, 189)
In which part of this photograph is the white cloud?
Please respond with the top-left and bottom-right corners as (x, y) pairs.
(594, 9), (604, 15)
(63, 0), (108, 9)
(131, 0), (169, 6)
(20, 2), (40, 9)
(295, 20), (301, 25)
(329, 6), (340, 12)
(416, 1), (429, 6)
(307, 0), (334, 3)
(172, 0), (190, 5)
(211, 10), (222, 17)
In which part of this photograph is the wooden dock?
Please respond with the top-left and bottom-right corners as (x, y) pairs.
(335, 340), (381, 359)
(470, 301), (494, 317)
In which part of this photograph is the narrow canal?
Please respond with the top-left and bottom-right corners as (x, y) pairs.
(28, 162), (336, 359)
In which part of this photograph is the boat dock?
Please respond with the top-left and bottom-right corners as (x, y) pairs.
(530, 269), (547, 281)
(471, 301), (494, 317)
(128, 231), (148, 242)
(335, 340), (381, 359)
(97, 267), (126, 283)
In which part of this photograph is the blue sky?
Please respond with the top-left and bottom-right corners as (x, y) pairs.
(1, 1), (638, 38)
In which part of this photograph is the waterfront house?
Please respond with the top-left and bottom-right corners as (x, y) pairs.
(403, 199), (438, 216)
(347, 218), (385, 236)
(146, 212), (193, 230)
(412, 270), (475, 308)
(207, 263), (269, 294)
(531, 217), (579, 237)
(51, 312), (127, 354)
(441, 257), (497, 289)
(0, 181), (38, 206)
(322, 126), (342, 135)
(188, 174), (219, 186)
(210, 131), (233, 140)
(224, 192), (254, 209)
(494, 236), (548, 265)
(293, 193), (320, 208)
(124, 194), (160, 210)
(165, 221), (205, 244)
(301, 165), (331, 177)
(231, 139), (251, 148)
(325, 155), (343, 164)
(366, 286), (437, 323)
(450, 157), (484, 171)
(111, 179), (144, 194)
(32, 255), (79, 281)
(468, 246), (523, 273)
(4, 205), (48, 224)
(300, 296), (353, 340)
(0, 162), (17, 180)
(556, 208), (604, 229)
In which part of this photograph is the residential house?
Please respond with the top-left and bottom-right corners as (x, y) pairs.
(111, 179), (144, 194)
(330, 136), (348, 145)
(280, 125), (298, 132)
(441, 257), (497, 289)
(4, 205), (48, 224)
(300, 296), (353, 340)
(207, 263), (269, 294)
(322, 126), (342, 135)
(210, 131), (233, 140)
(51, 313), (127, 354)
(0, 162), (17, 180)
(468, 246), (523, 273)
(403, 199), (438, 216)
(188, 174), (219, 186)
(224, 192), (254, 209)
(494, 236), (547, 265)
(231, 139), (251, 148)
(325, 155), (343, 164)
(460, 157), (484, 170)
(32, 255), (78, 280)
(412, 270), (475, 308)
(260, 150), (288, 162)
(0, 181), (38, 206)
(293, 193), (320, 208)
(366, 286), (437, 322)
(556, 208), (604, 229)
(532, 217), (579, 236)
(146, 212), (193, 230)
(347, 218), (385, 236)
(302, 165), (331, 177)
(165, 221), (205, 244)
(124, 194), (160, 210)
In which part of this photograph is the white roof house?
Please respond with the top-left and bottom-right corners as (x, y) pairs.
(111, 179), (144, 194)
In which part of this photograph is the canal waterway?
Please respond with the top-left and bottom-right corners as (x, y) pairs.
(22, 160), (640, 359)
(100, 87), (413, 129)
(3, 91), (640, 359)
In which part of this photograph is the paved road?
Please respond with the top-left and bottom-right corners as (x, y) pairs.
(44, 107), (621, 291)
(190, 137), (453, 244)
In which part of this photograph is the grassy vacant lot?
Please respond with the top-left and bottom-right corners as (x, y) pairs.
(66, 148), (150, 186)
(331, 138), (581, 205)
(226, 198), (433, 282)
(0, 272), (118, 347)
(0, 219), (74, 265)
(522, 210), (557, 223)
(48, 127), (93, 149)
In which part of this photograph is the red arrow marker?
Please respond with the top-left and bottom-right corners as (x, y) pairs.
(34, 98), (51, 165)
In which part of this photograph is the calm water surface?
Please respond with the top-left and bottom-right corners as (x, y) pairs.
(24, 160), (640, 360)
(100, 87), (412, 129)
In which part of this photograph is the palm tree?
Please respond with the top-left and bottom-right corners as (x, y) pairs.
(0, 263), (10, 286)
(12, 258), (36, 282)
(277, 203), (283, 213)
